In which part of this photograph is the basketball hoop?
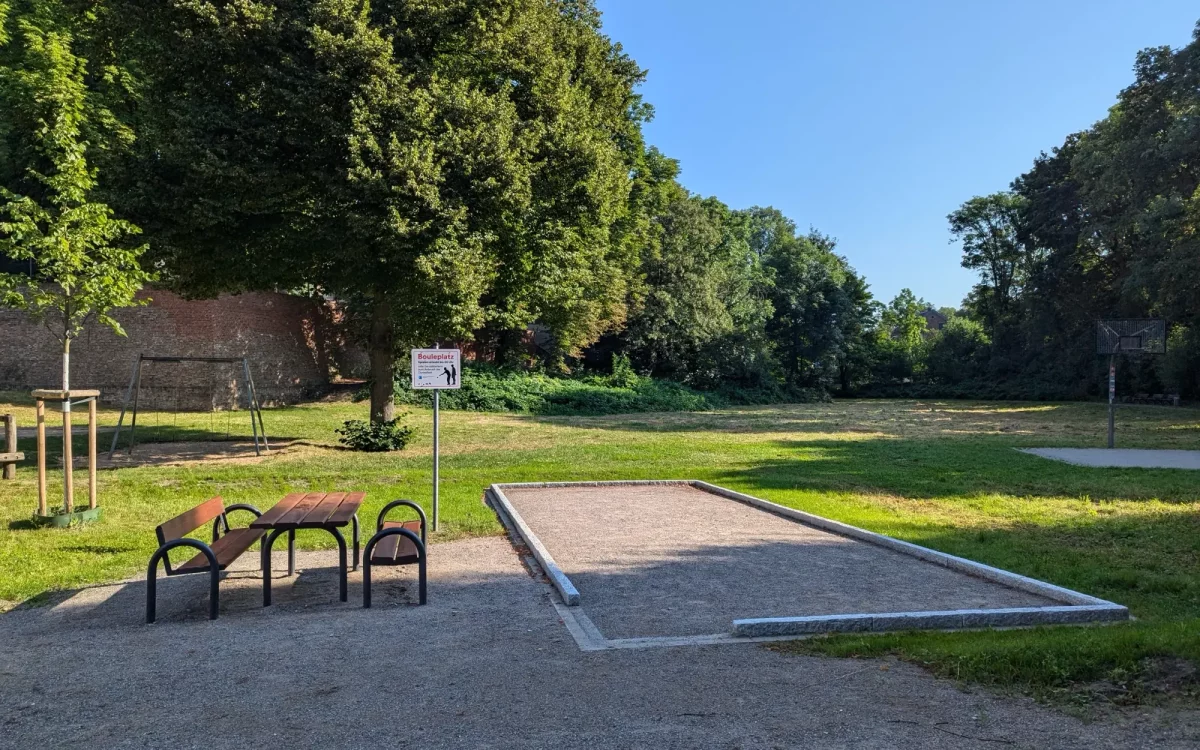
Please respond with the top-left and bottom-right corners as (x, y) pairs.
(1096, 319), (1167, 448)
(1096, 319), (1166, 356)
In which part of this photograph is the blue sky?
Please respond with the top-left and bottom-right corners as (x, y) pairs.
(595, 1), (1199, 308)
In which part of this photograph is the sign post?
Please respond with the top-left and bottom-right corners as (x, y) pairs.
(411, 346), (461, 531)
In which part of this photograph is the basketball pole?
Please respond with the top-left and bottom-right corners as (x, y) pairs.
(1107, 354), (1116, 449)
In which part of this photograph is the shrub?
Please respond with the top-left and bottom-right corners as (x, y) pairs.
(336, 416), (414, 452)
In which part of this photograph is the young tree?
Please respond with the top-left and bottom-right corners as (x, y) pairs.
(106, 0), (648, 423)
(0, 0), (150, 391)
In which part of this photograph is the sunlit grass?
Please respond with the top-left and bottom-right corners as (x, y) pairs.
(1, 395), (1198, 700)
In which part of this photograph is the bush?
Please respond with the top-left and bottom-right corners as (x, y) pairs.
(336, 416), (414, 452)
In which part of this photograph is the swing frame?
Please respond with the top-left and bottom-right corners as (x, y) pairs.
(108, 355), (269, 458)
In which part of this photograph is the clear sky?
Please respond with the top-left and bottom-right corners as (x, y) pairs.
(594, 1), (1199, 309)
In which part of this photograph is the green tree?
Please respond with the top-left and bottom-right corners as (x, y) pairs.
(925, 316), (990, 385)
(105, 0), (648, 422)
(948, 192), (1033, 335)
(874, 288), (929, 381)
(745, 208), (874, 390)
(0, 0), (150, 391)
(622, 192), (772, 387)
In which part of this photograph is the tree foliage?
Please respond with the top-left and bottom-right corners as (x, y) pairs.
(0, 0), (150, 387)
(104, 0), (648, 420)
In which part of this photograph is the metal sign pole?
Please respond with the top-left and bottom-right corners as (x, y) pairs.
(1107, 354), (1116, 449)
(439, 343), (444, 530)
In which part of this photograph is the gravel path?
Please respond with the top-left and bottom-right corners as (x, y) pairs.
(502, 484), (1056, 639)
(1020, 448), (1200, 470)
(1, 536), (1197, 748)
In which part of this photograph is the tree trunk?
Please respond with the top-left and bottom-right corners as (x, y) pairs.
(368, 296), (395, 424)
(62, 336), (71, 392)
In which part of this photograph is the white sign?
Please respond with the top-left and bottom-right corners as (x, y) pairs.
(411, 349), (461, 390)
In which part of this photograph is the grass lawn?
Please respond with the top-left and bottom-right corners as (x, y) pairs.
(1, 393), (1198, 701)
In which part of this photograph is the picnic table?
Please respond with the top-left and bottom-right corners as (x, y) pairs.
(251, 492), (365, 606)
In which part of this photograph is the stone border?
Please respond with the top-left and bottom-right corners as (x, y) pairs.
(488, 480), (1130, 636)
(488, 483), (581, 605)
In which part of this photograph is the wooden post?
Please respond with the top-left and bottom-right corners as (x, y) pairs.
(88, 397), (97, 510)
(63, 398), (73, 514)
(3, 413), (14, 480)
(36, 400), (46, 516)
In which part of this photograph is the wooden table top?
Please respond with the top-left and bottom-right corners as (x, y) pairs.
(250, 492), (365, 530)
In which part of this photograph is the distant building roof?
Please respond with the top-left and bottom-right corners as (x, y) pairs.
(919, 308), (948, 331)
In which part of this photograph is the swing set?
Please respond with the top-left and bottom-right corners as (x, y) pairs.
(108, 355), (269, 459)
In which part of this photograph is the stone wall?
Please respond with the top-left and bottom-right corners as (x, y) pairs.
(0, 289), (365, 410)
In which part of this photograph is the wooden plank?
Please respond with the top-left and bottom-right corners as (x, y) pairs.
(324, 491), (366, 527)
(273, 492), (328, 528)
(36, 401), (46, 515)
(157, 497), (225, 543)
(176, 528), (265, 572)
(3, 413), (14, 480)
(31, 389), (101, 399)
(250, 492), (307, 528)
(369, 525), (421, 565)
(88, 398), (97, 509)
(0, 452), (24, 462)
(298, 492), (346, 527)
(62, 402), (73, 514)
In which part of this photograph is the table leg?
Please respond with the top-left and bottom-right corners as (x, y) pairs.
(287, 529), (296, 576)
(328, 527), (348, 602)
(263, 529), (283, 607)
(351, 514), (360, 571)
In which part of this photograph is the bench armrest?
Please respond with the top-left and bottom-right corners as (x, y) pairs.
(376, 500), (427, 545)
(213, 503), (263, 541)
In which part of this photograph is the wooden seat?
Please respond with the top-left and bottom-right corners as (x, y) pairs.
(370, 521), (422, 565)
(362, 501), (427, 607)
(146, 496), (264, 623)
(176, 528), (265, 572)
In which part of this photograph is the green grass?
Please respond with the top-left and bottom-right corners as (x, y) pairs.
(1, 394), (1198, 701)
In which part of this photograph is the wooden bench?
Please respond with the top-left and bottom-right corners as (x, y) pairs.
(146, 496), (264, 623)
(362, 500), (427, 608)
(1, 414), (23, 480)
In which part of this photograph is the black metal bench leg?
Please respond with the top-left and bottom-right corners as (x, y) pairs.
(328, 527), (348, 602)
(362, 556), (374, 609)
(263, 529), (283, 607)
(352, 514), (360, 571)
(417, 546), (427, 605)
(287, 529), (296, 576)
(147, 539), (219, 624)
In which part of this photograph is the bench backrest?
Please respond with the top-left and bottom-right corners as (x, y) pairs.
(156, 496), (225, 546)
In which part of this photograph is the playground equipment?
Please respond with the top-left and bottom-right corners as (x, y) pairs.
(108, 355), (269, 458)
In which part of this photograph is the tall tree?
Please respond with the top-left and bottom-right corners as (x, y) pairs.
(947, 192), (1031, 335)
(105, 0), (649, 422)
(0, 0), (151, 391)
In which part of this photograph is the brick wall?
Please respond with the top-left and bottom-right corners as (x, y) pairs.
(0, 289), (365, 409)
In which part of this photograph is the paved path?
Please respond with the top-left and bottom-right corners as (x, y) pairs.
(502, 484), (1055, 640)
(1021, 448), (1200, 470)
(2, 537), (1197, 749)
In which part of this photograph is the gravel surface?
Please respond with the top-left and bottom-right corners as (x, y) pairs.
(3, 536), (1197, 749)
(1020, 448), (1200, 470)
(502, 484), (1056, 639)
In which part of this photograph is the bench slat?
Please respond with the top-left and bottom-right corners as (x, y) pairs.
(175, 528), (265, 572)
(370, 521), (422, 565)
(157, 497), (225, 543)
